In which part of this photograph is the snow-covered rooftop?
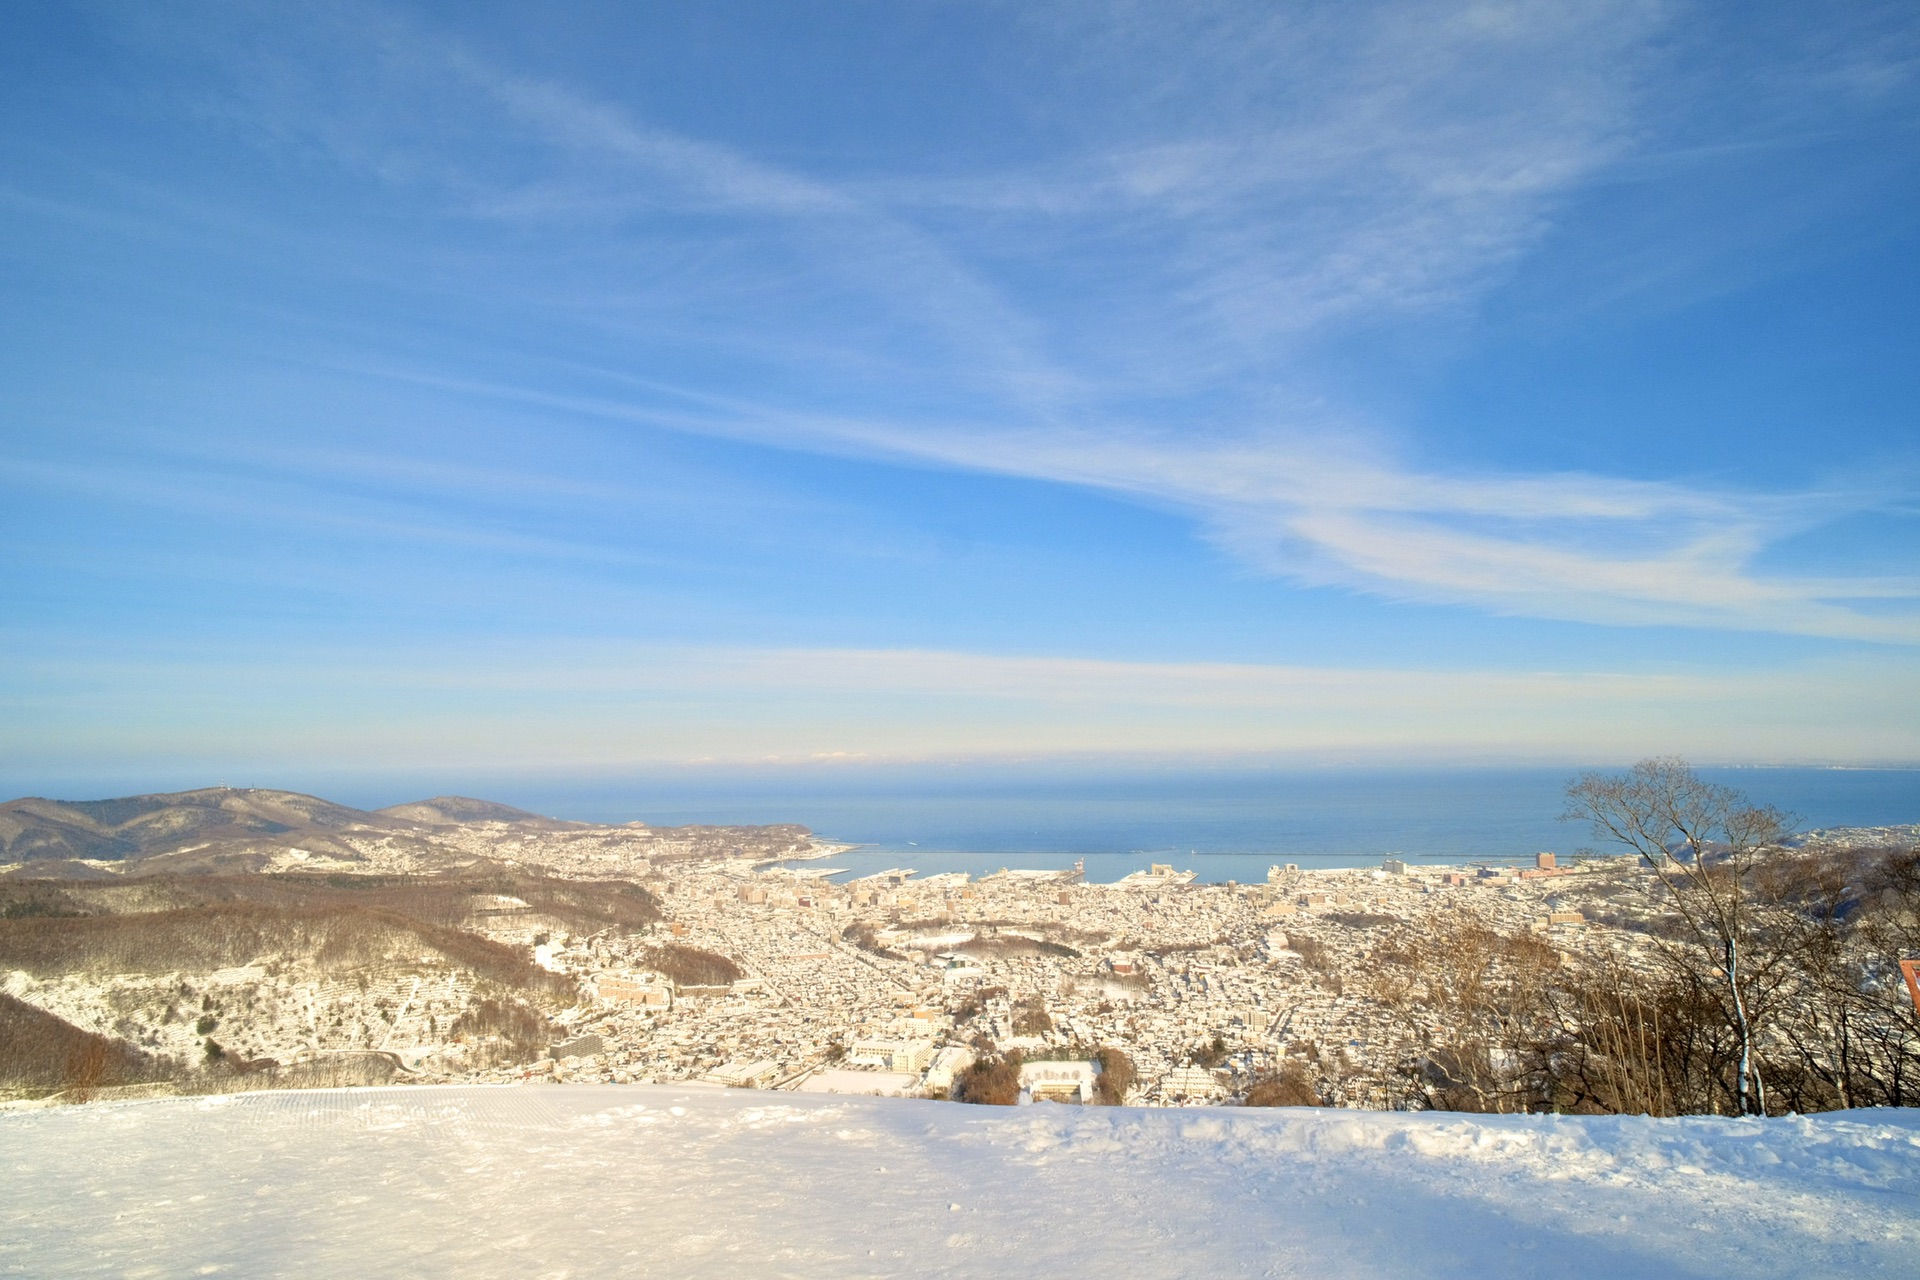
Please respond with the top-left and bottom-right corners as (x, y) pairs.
(3, 1085), (1915, 1277)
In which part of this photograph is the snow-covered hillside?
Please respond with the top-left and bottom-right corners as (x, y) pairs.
(3, 1086), (1915, 1278)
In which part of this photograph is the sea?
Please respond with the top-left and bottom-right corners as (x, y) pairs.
(490, 765), (1920, 885)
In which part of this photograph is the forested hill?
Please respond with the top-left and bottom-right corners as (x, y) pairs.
(0, 787), (810, 871)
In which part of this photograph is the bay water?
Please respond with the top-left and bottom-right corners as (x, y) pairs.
(502, 765), (1920, 884)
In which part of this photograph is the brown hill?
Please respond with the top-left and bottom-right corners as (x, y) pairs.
(0, 786), (817, 874)
(0, 869), (660, 1097)
(0, 788), (388, 864)
(0, 993), (171, 1093)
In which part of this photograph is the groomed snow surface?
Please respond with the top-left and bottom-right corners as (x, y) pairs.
(2, 1086), (1916, 1278)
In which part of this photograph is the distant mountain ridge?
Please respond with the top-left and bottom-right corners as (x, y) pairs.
(0, 787), (788, 868)
(0, 788), (385, 864)
(373, 796), (579, 829)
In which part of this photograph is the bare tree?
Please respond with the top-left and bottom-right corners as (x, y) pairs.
(1759, 846), (1920, 1110)
(1565, 757), (1790, 1115)
(1389, 914), (1563, 1113)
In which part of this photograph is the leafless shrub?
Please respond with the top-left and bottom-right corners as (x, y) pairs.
(1144, 939), (1215, 956)
(1325, 912), (1398, 930)
(1011, 995), (1053, 1036)
(0, 872), (659, 938)
(0, 993), (171, 1095)
(1289, 936), (1330, 971)
(839, 922), (908, 960)
(1092, 1046), (1135, 1105)
(0, 904), (571, 997)
(181, 1052), (400, 1094)
(449, 997), (551, 1067)
(957, 932), (1081, 959)
(949, 985), (1010, 1023)
(0, 884), (91, 919)
(1534, 964), (1688, 1116)
(952, 1051), (1023, 1105)
(1370, 941), (1419, 968)
(1189, 1034), (1229, 1069)
(642, 943), (742, 987)
(1244, 1063), (1321, 1107)
(1392, 915), (1564, 1113)
(1748, 845), (1920, 1111)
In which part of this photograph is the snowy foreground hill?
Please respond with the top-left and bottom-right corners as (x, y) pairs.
(3, 1087), (1916, 1278)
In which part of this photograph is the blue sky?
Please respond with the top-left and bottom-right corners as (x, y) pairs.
(3, 0), (1918, 790)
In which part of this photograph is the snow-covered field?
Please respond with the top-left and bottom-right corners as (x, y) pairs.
(2, 1086), (1915, 1278)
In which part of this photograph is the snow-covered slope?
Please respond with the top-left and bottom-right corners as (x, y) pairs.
(2, 1086), (1915, 1278)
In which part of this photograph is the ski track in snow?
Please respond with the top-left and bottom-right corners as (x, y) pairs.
(1, 1085), (1916, 1278)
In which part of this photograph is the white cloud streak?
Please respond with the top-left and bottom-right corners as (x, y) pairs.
(819, 425), (1920, 642)
(82, 0), (1920, 644)
(347, 368), (1920, 643)
(411, 5), (1917, 643)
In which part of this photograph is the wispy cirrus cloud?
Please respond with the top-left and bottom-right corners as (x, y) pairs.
(969, 458), (1908, 643)
(62, 0), (1920, 646)
(808, 424), (1920, 641)
(336, 364), (1920, 644)
(375, 5), (1917, 643)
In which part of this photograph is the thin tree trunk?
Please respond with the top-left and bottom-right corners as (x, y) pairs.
(1726, 937), (1764, 1115)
